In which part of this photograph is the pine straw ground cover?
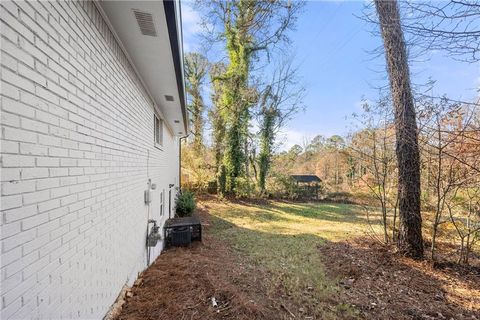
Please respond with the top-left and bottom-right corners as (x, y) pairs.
(114, 197), (479, 320)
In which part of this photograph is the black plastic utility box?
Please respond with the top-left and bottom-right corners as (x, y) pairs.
(164, 216), (202, 248)
(170, 226), (191, 246)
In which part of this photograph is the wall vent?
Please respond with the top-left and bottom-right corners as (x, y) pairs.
(133, 10), (157, 37)
(165, 95), (174, 102)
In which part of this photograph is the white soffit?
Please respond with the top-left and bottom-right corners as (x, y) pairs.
(98, 0), (186, 135)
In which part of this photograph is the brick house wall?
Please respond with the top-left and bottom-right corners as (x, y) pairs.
(0, 1), (179, 318)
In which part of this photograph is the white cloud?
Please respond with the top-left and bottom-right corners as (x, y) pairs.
(181, 3), (202, 35)
(181, 2), (205, 53)
(276, 128), (312, 152)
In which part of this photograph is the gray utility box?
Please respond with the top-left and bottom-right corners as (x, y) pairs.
(146, 222), (162, 247)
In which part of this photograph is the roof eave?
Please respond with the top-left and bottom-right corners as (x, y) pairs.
(163, 0), (189, 135)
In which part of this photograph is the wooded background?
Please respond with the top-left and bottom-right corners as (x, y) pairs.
(181, 0), (479, 263)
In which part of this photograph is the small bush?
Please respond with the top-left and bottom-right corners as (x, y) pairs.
(176, 190), (196, 217)
(235, 177), (256, 198)
(207, 180), (217, 194)
(324, 191), (352, 203)
(217, 165), (227, 195)
(268, 174), (301, 199)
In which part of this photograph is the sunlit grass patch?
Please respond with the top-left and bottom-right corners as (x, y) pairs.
(203, 199), (371, 318)
(206, 200), (382, 241)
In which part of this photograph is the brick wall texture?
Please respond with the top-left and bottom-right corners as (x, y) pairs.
(0, 1), (179, 318)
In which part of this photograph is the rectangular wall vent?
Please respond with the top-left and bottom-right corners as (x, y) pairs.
(165, 95), (174, 102)
(133, 10), (157, 37)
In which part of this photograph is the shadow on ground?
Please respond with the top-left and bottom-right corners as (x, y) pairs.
(267, 202), (376, 224)
(320, 239), (480, 320)
(114, 199), (479, 320)
(114, 208), (354, 320)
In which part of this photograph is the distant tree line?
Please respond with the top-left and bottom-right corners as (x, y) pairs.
(183, 0), (305, 198)
(182, 0), (479, 261)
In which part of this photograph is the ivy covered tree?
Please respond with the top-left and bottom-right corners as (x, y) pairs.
(209, 62), (227, 175)
(198, 0), (303, 196)
(185, 52), (209, 152)
(258, 86), (278, 193)
(374, 0), (424, 258)
(257, 60), (305, 194)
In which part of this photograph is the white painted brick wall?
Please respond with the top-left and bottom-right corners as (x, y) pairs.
(1, 1), (180, 319)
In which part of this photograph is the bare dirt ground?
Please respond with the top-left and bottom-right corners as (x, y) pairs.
(320, 239), (480, 320)
(114, 200), (480, 320)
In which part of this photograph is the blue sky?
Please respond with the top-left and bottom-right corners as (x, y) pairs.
(181, 1), (480, 151)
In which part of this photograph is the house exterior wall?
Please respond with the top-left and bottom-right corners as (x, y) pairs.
(0, 1), (179, 319)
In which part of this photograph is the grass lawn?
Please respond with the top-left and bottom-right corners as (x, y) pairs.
(115, 198), (479, 320)
(203, 199), (380, 319)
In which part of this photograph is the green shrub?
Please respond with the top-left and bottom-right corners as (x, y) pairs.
(207, 180), (217, 194)
(268, 174), (301, 199)
(175, 190), (196, 217)
(217, 165), (227, 196)
(324, 191), (352, 203)
(235, 177), (256, 198)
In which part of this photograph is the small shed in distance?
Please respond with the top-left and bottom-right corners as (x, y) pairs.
(290, 175), (322, 200)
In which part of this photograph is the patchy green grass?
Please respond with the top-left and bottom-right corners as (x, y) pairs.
(203, 199), (381, 319)
(207, 200), (382, 241)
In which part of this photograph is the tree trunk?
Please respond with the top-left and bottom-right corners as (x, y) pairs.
(432, 118), (443, 261)
(245, 139), (249, 180)
(374, 0), (424, 259)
